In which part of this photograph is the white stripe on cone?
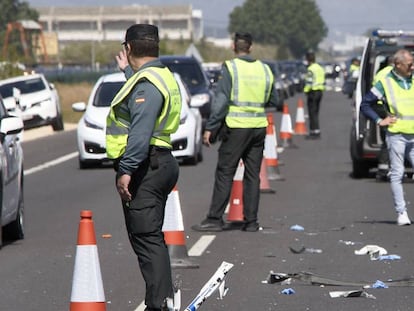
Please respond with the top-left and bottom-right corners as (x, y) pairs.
(163, 189), (185, 232)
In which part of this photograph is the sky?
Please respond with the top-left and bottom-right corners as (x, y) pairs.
(25, 0), (414, 40)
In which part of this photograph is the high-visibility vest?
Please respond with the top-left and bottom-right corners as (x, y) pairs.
(373, 65), (393, 85)
(382, 76), (414, 134)
(304, 63), (325, 92)
(224, 58), (273, 128)
(106, 67), (181, 159)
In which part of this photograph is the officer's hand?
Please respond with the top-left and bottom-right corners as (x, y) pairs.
(116, 174), (132, 202)
(115, 49), (129, 72)
(379, 116), (397, 126)
(203, 130), (212, 147)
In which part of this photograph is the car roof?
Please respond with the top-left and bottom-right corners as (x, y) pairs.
(97, 72), (126, 83)
(0, 73), (44, 85)
(160, 55), (200, 63)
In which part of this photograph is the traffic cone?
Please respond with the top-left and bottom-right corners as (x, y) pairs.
(70, 210), (106, 311)
(225, 160), (245, 226)
(294, 98), (308, 135)
(163, 186), (199, 269)
(264, 113), (285, 181)
(260, 157), (276, 194)
(280, 103), (296, 148)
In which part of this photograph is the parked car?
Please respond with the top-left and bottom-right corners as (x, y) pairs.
(350, 29), (414, 178)
(160, 56), (214, 127)
(202, 62), (223, 88)
(0, 73), (64, 131)
(262, 60), (286, 111)
(0, 95), (25, 248)
(72, 72), (203, 169)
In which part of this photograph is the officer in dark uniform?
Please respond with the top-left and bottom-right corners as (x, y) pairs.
(106, 24), (182, 311)
(191, 32), (278, 232)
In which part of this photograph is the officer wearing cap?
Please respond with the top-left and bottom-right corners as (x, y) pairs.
(304, 50), (325, 139)
(106, 24), (181, 311)
(191, 31), (277, 232)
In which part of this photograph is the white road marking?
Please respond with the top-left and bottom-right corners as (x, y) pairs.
(134, 234), (216, 311)
(24, 151), (79, 176)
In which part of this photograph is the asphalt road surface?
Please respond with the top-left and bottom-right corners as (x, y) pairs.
(1, 91), (414, 311)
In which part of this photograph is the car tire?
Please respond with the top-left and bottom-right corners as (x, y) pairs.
(79, 157), (98, 169)
(52, 112), (64, 131)
(350, 129), (370, 178)
(4, 182), (24, 241)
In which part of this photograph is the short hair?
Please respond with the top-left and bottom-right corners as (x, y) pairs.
(393, 49), (412, 65)
(234, 32), (252, 53)
(127, 39), (159, 58)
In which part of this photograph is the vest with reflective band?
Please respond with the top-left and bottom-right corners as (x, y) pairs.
(304, 63), (325, 92)
(106, 67), (181, 159)
(382, 76), (414, 134)
(224, 59), (272, 128)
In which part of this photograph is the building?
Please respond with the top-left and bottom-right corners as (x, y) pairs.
(36, 4), (203, 44)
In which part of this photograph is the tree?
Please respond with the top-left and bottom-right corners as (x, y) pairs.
(228, 0), (327, 58)
(0, 0), (38, 32)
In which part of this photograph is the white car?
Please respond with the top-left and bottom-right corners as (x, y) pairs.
(0, 96), (25, 248)
(0, 73), (64, 131)
(72, 71), (203, 169)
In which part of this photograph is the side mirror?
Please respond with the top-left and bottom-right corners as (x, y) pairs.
(0, 115), (24, 136)
(72, 102), (87, 112)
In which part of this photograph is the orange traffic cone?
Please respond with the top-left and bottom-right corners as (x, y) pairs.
(163, 186), (199, 269)
(260, 157), (276, 194)
(294, 98), (308, 135)
(280, 103), (296, 148)
(264, 113), (285, 181)
(70, 210), (106, 311)
(225, 159), (245, 225)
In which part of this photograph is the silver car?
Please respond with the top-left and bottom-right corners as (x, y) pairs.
(0, 96), (24, 248)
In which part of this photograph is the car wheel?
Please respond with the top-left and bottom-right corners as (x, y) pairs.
(52, 112), (64, 131)
(4, 183), (24, 240)
(79, 157), (97, 169)
(350, 129), (370, 178)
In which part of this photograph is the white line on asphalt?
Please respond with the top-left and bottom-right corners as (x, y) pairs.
(24, 151), (79, 176)
(134, 234), (216, 311)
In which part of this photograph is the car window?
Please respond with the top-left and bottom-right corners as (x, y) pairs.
(163, 62), (206, 89)
(93, 81), (124, 107)
(0, 78), (46, 98)
(0, 98), (7, 118)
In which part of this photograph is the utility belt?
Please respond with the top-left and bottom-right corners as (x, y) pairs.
(113, 145), (171, 172)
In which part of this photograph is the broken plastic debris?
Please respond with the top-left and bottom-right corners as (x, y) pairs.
(266, 271), (291, 284)
(339, 240), (361, 246)
(289, 245), (323, 254)
(372, 280), (388, 289)
(101, 234), (112, 238)
(280, 288), (295, 295)
(329, 290), (376, 299)
(290, 224), (304, 231)
(354, 245), (387, 260)
(376, 254), (401, 261)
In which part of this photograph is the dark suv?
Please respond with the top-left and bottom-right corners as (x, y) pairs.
(160, 56), (213, 126)
(350, 30), (414, 178)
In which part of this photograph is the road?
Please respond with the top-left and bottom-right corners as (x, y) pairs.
(1, 91), (414, 311)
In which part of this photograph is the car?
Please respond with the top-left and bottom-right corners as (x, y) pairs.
(262, 60), (287, 111)
(0, 73), (64, 131)
(0, 95), (25, 248)
(350, 29), (414, 178)
(160, 55), (214, 127)
(72, 71), (203, 169)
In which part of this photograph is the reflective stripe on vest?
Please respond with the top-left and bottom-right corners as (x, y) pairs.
(106, 67), (181, 159)
(225, 59), (272, 128)
(304, 63), (325, 92)
(382, 76), (414, 134)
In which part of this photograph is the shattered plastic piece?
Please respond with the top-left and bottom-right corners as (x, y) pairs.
(305, 248), (322, 254)
(280, 288), (295, 295)
(376, 254), (401, 261)
(372, 280), (389, 289)
(339, 240), (361, 246)
(266, 271), (291, 284)
(290, 224), (304, 231)
(354, 245), (387, 260)
(329, 290), (376, 299)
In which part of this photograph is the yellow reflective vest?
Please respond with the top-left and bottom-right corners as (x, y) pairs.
(225, 58), (273, 128)
(382, 76), (414, 134)
(304, 63), (325, 93)
(106, 67), (181, 159)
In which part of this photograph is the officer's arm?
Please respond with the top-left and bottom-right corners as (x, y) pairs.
(205, 64), (231, 131)
(360, 83), (386, 123)
(118, 81), (163, 176)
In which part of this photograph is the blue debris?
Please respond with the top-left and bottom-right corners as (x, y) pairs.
(372, 280), (388, 289)
(280, 288), (296, 295)
(377, 254), (401, 261)
(290, 224), (304, 231)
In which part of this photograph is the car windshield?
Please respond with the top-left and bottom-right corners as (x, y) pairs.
(93, 81), (124, 107)
(162, 62), (206, 90)
(0, 78), (46, 98)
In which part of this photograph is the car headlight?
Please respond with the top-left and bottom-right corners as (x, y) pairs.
(190, 93), (210, 108)
(84, 117), (103, 130)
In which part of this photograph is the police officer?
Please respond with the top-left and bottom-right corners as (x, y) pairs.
(360, 49), (414, 226)
(304, 50), (325, 139)
(191, 32), (277, 232)
(106, 24), (181, 310)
